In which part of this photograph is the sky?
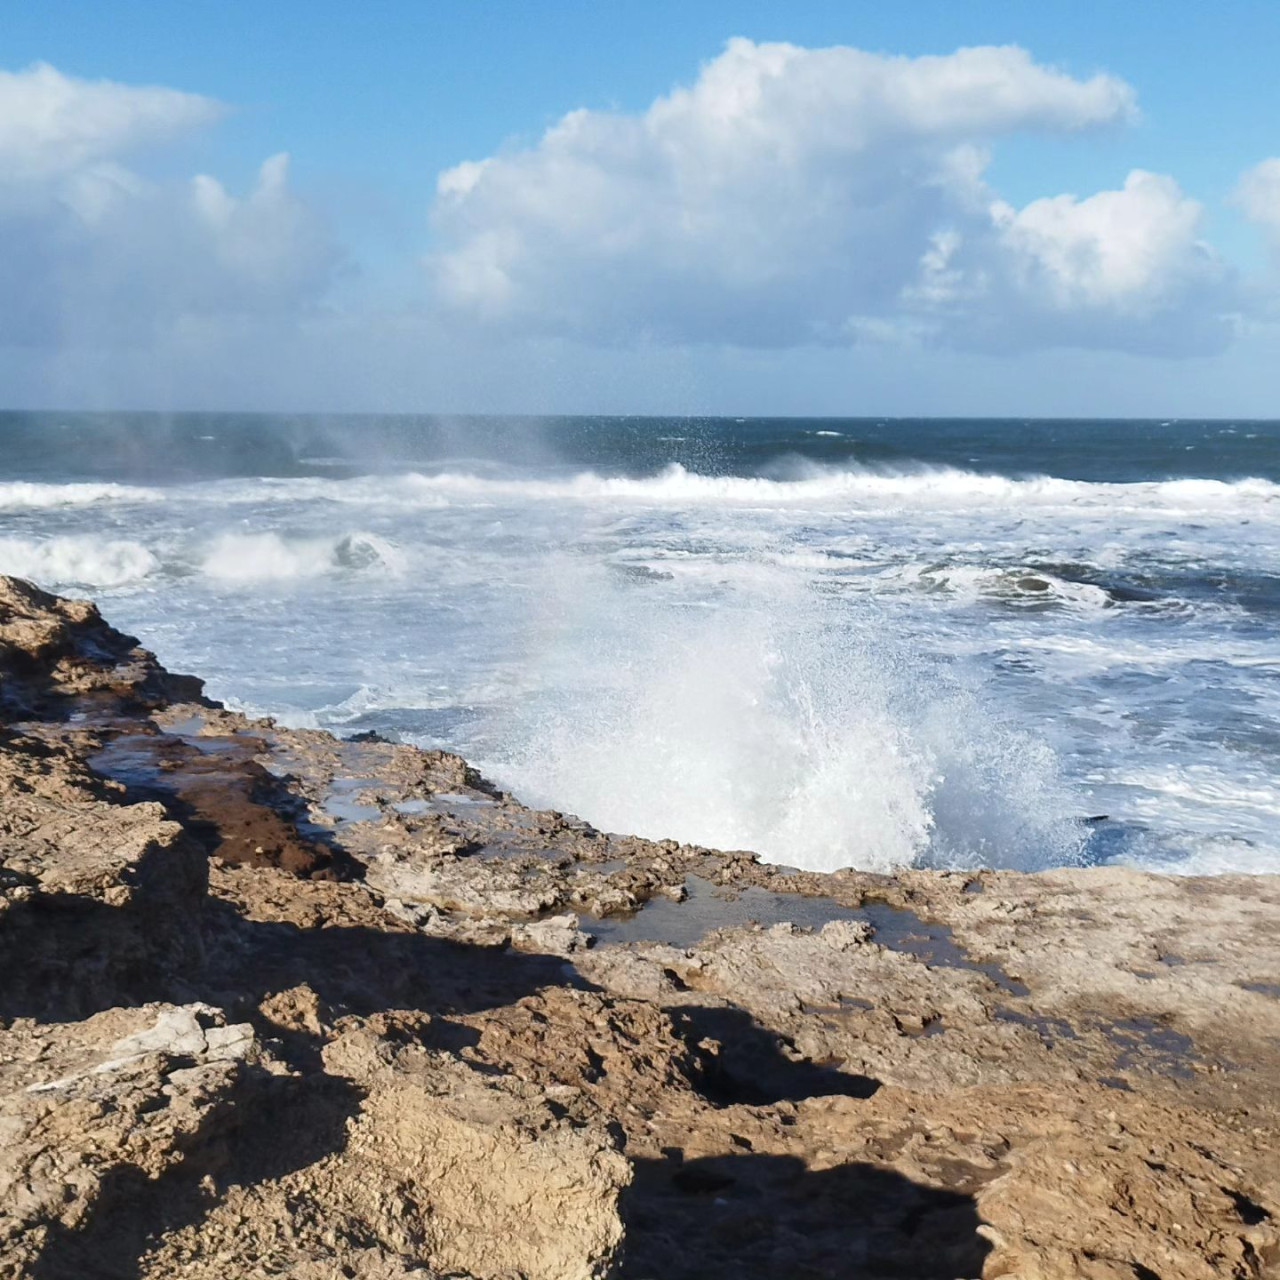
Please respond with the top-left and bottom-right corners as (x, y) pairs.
(3, 0), (1280, 417)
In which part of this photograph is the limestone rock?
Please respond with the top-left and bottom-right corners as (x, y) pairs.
(1, 574), (1279, 1279)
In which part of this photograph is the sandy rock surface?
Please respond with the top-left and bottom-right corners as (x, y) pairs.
(1, 574), (1278, 1279)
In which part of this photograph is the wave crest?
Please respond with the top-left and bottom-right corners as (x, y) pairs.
(0, 481), (160, 509)
(200, 531), (405, 582)
(0, 529), (405, 589)
(374, 463), (1280, 514)
(0, 536), (159, 587)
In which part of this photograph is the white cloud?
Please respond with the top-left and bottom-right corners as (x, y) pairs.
(428, 38), (1239, 355)
(996, 172), (1206, 309)
(0, 48), (1268, 412)
(186, 154), (337, 302)
(0, 64), (340, 352)
(916, 170), (1236, 354)
(1235, 158), (1280, 242)
(0, 62), (223, 181)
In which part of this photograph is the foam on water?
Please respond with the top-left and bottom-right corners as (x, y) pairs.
(200, 531), (405, 582)
(0, 529), (405, 588)
(0, 481), (161, 509)
(152, 465), (1280, 518)
(0, 536), (159, 588)
(491, 564), (1085, 873)
(384, 464), (1280, 516)
(3, 414), (1277, 877)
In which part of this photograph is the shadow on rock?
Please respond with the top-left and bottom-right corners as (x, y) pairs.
(29, 1064), (363, 1280)
(0, 891), (593, 1029)
(199, 899), (593, 1022)
(8, 895), (597, 1276)
(0, 874), (205, 1026)
(670, 1005), (879, 1106)
(619, 1153), (992, 1280)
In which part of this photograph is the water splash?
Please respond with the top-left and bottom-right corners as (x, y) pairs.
(491, 563), (1086, 873)
(200, 531), (405, 581)
(0, 536), (159, 588)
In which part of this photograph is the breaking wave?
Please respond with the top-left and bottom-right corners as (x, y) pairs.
(11, 465), (1279, 521)
(0, 530), (404, 589)
(199, 532), (404, 583)
(199, 531), (406, 582)
(0, 536), (159, 588)
(0, 481), (161, 509)
(384, 463), (1280, 515)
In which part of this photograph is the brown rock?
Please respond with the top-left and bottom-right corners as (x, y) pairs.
(1, 575), (1279, 1279)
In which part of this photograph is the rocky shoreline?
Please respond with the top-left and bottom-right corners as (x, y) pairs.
(1, 573), (1278, 1278)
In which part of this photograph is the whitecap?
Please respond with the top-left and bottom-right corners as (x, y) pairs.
(200, 530), (405, 582)
(0, 535), (159, 587)
(0, 481), (161, 510)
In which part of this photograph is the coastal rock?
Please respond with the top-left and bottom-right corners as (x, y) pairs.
(135, 1032), (630, 1280)
(0, 1003), (263, 1279)
(0, 575), (204, 716)
(1, 575), (1279, 1279)
(0, 732), (206, 1022)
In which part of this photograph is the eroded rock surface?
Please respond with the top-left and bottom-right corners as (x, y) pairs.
(1, 574), (1278, 1279)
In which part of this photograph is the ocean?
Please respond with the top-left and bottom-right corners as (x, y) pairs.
(2, 411), (1277, 876)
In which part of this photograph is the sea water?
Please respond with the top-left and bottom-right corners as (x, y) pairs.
(2, 411), (1277, 875)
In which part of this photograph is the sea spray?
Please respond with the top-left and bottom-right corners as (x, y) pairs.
(6, 412), (1276, 876)
(491, 559), (1085, 873)
(0, 536), (159, 588)
(200, 530), (405, 582)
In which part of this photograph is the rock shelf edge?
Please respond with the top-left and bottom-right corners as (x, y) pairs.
(1, 574), (1278, 1280)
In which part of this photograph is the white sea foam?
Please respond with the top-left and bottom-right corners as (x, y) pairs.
(179, 476), (453, 509)
(167, 464), (1280, 518)
(388, 463), (1280, 516)
(200, 531), (405, 582)
(0, 536), (159, 587)
(871, 563), (1113, 611)
(0, 528), (407, 589)
(1107, 764), (1280, 875)
(492, 564), (1085, 873)
(1121, 834), (1280, 877)
(0, 480), (161, 509)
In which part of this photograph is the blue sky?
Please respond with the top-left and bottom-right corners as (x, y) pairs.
(3, 0), (1279, 414)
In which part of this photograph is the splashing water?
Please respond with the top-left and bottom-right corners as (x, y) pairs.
(6, 411), (1277, 876)
(0, 536), (160, 589)
(492, 565), (1086, 873)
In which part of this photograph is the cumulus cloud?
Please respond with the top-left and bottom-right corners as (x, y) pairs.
(1235, 158), (1280, 242)
(0, 64), (339, 353)
(919, 170), (1235, 354)
(0, 47), (1265, 411)
(0, 62), (223, 181)
(429, 38), (1237, 355)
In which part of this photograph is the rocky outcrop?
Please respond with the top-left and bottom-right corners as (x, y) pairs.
(1, 574), (1278, 1279)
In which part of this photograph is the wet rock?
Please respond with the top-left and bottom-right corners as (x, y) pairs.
(2, 575), (1279, 1279)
